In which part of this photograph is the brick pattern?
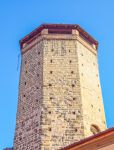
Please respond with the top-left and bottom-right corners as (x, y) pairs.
(42, 40), (84, 149)
(14, 41), (43, 150)
(14, 30), (106, 150)
(76, 41), (106, 137)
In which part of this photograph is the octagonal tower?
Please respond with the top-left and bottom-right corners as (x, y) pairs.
(14, 24), (106, 150)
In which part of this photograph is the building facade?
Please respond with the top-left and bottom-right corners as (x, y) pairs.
(14, 24), (106, 150)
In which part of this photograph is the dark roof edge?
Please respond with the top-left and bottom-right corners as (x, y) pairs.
(60, 127), (114, 150)
(19, 24), (98, 49)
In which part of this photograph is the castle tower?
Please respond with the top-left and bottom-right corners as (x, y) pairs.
(14, 24), (106, 150)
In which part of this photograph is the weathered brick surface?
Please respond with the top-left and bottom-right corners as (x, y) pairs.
(14, 41), (43, 150)
(42, 39), (84, 149)
(14, 28), (106, 150)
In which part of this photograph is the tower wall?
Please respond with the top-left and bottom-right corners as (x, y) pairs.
(14, 41), (44, 149)
(76, 39), (106, 137)
(42, 39), (84, 149)
(14, 24), (107, 150)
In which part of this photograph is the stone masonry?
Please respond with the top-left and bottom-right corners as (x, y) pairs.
(14, 24), (106, 150)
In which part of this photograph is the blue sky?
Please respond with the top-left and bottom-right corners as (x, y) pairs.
(0, 0), (114, 149)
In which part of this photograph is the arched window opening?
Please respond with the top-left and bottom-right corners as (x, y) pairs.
(90, 124), (101, 135)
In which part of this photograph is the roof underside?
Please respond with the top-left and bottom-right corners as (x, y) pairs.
(20, 24), (98, 49)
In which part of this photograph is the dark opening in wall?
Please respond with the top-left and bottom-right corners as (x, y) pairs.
(49, 128), (51, 131)
(50, 71), (53, 74)
(50, 59), (53, 63)
(49, 84), (52, 87)
(69, 60), (72, 63)
(19, 137), (22, 141)
(71, 84), (75, 87)
(71, 71), (74, 74)
(75, 128), (78, 132)
(72, 111), (75, 115)
(36, 99), (38, 102)
(90, 124), (101, 135)
(49, 111), (51, 114)
(38, 52), (40, 55)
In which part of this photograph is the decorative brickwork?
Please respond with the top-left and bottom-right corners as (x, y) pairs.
(14, 24), (106, 150)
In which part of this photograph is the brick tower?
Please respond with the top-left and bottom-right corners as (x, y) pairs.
(14, 24), (106, 150)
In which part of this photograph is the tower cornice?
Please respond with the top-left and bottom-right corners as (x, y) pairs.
(19, 24), (98, 50)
